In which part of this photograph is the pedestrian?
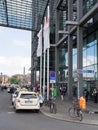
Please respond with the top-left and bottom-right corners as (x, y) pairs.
(59, 86), (62, 94)
(73, 85), (77, 97)
(53, 87), (57, 99)
(10, 87), (15, 100)
(92, 88), (98, 103)
(79, 96), (86, 110)
(60, 87), (64, 101)
(83, 89), (89, 102)
(62, 85), (67, 96)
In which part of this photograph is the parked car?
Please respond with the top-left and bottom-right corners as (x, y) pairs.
(13, 91), (40, 112)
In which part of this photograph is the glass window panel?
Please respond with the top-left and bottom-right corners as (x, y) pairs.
(73, 47), (77, 55)
(83, 49), (87, 67)
(73, 54), (77, 70)
(83, 67), (87, 78)
(88, 33), (94, 43)
(95, 64), (98, 80)
(83, 65), (95, 78)
(94, 44), (97, 64)
(96, 31), (98, 39)
(83, 39), (87, 50)
(65, 52), (68, 66)
(87, 40), (96, 47)
(59, 48), (65, 66)
(87, 46), (95, 65)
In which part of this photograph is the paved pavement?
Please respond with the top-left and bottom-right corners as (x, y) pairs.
(41, 96), (98, 125)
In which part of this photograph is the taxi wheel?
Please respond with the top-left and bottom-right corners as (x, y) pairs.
(35, 110), (40, 113)
(14, 107), (18, 113)
(15, 109), (18, 113)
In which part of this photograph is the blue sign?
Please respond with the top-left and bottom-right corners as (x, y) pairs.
(73, 69), (94, 74)
(83, 70), (94, 73)
(50, 71), (56, 81)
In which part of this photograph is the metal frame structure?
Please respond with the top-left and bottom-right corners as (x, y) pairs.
(1, 0), (98, 99)
(55, 0), (98, 99)
(0, 0), (49, 31)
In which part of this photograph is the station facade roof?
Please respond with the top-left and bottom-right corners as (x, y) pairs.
(0, 0), (48, 31)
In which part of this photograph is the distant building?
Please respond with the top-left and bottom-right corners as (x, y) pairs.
(0, 75), (9, 84)
(12, 74), (31, 85)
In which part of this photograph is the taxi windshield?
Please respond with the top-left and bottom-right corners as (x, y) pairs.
(20, 94), (37, 99)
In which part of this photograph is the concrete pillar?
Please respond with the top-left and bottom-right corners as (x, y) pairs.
(31, 32), (34, 86)
(68, 35), (73, 98)
(77, 0), (83, 98)
(31, 32), (37, 87)
(67, 0), (73, 99)
(77, 26), (83, 98)
(55, 9), (59, 86)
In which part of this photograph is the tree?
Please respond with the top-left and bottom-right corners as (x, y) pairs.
(8, 77), (22, 84)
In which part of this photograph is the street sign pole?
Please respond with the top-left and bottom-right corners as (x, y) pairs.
(77, 81), (80, 99)
(50, 71), (56, 99)
(73, 69), (94, 99)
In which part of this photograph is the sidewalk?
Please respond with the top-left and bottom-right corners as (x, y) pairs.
(41, 96), (98, 125)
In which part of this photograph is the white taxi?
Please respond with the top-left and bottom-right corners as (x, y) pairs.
(13, 91), (40, 112)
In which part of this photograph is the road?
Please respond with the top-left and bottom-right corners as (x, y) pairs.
(0, 90), (98, 130)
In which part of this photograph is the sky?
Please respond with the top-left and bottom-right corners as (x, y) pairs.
(0, 27), (31, 77)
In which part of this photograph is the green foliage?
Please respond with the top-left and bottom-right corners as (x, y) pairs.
(8, 77), (22, 84)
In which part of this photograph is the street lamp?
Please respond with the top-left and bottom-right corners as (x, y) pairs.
(0, 72), (2, 84)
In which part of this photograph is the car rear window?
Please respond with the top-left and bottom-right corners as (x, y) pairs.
(20, 94), (37, 99)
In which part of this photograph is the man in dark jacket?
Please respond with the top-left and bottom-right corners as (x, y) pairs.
(10, 87), (15, 100)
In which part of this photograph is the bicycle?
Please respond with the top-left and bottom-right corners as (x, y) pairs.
(49, 98), (57, 114)
(68, 99), (83, 121)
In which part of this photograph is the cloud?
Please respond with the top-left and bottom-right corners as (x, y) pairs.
(0, 56), (7, 63)
(73, 55), (96, 71)
(83, 56), (97, 67)
(0, 27), (4, 35)
(14, 40), (31, 49)
(0, 56), (31, 76)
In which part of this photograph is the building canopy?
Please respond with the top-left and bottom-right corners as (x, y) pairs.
(0, 0), (49, 31)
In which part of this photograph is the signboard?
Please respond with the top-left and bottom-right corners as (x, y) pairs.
(50, 80), (56, 83)
(83, 70), (94, 73)
(73, 69), (94, 74)
(50, 71), (56, 83)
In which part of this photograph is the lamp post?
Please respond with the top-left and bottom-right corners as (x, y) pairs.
(0, 72), (2, 84)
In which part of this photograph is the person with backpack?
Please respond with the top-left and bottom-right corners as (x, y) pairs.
(83, 89), (89, 102)
(92, 88), (98, 103)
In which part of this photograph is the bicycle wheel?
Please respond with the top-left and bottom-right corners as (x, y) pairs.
(50, 103), (53, 113)
(68, 107), (77, 118)
(76, 110), (83, 121)
(53, 104), (57, 114)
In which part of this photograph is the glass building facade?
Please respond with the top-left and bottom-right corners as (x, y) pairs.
(56, 0), (98, 98)
(0, 0), (98, 99)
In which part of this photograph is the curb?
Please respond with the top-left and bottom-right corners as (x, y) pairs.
(83, 109), (98, 114)
(41, 109), (98, 126)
